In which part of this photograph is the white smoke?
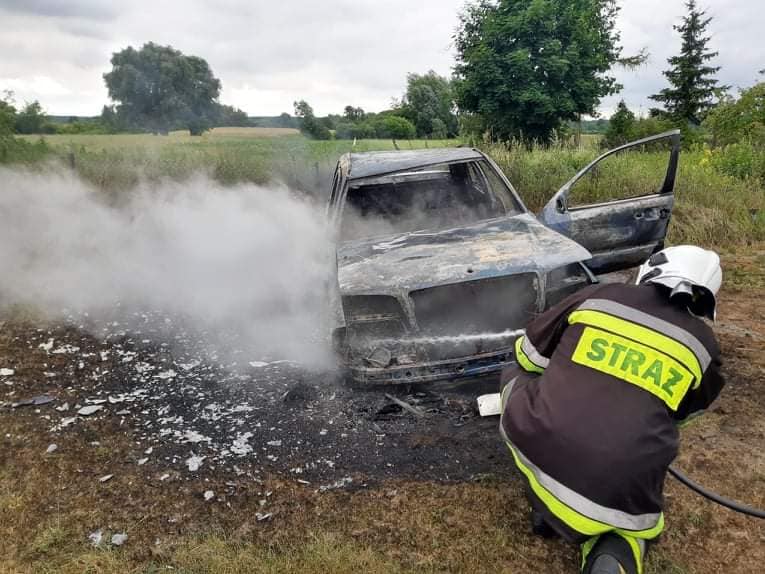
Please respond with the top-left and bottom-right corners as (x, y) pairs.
(0, 167), (336, 366)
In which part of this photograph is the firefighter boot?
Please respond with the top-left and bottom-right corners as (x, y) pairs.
(530, 509), (558, 539)
(581, 533), (642, 574)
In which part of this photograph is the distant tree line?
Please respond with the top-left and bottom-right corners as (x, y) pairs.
(0, 93), (58, 135)
(291, 70), (459, 141)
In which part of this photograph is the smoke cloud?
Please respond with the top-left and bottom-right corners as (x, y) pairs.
(0, 168), (336, 366)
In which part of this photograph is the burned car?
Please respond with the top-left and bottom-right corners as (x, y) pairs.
(328, 131), (681, 385)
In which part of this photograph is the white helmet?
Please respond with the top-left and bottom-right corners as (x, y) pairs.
(636, 245), (722, 320)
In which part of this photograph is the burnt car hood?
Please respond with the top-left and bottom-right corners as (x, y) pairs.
(338, 213), (592, 293)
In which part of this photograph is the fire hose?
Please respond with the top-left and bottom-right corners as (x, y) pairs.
(479, 391), (765, 519)
(668, 465), (765, 519)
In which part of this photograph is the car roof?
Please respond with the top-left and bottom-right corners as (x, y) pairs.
(344, 147), (485, 180)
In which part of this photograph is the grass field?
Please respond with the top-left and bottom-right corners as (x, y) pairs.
(14, 129), (765, 246)
(19, 131), (459, 194)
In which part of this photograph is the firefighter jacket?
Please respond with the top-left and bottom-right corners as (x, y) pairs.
(500, 282), (725, 541)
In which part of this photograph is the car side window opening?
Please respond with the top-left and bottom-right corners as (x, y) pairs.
(567, 141), (673, 208)
(340, 160), (522, 241)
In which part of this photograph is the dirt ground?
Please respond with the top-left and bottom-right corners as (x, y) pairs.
(0, 249), (763, 573)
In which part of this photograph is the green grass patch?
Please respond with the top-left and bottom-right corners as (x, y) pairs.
(6, 132), (765, 246)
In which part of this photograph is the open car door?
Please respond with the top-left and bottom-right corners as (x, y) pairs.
(539, 130), (681, 275)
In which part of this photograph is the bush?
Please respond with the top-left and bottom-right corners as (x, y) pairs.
(603, 103), (675, 149)
(704, 82), (765, 147)
(374, 116), (415, 139)
(14, 101), (56, 134)
(351, 122), (377, 139)
(706, 141), (765, 181)
(430, 118), (448, 139)
(602, 101), (635, 148)
(334, 121), (355, 140)
(53, 120), (111, 135)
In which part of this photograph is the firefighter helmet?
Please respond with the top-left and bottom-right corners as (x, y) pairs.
(636, 245), (722, 321)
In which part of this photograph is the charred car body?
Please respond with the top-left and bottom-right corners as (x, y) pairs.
(328, 131), (681, 385)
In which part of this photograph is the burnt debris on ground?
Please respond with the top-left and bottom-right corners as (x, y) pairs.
(0, 311), (508, 490)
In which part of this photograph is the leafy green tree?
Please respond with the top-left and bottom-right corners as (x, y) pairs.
(0, 91), (49, 162)
(100, 104), (126, 133)
(0, 91), (16, 136)
(343, 106), (365, 121)
(293, 100), (331, 140)
(704, 82), (765, 147)
(103, 42), (222, 135)
(276, 112), (297, 128)
(603, 100), (635, 147)
(351, 121), (377, 139)
(374, 115), (416, 139)
(399, 71), (457, 137)
(14, 100), (53, 134)
(649, 0), (727, 126)
(216, 104), (250, 127)
(334, 121), (355, 139)
(430, 118), (448, 139)
(454, 0), (624, 144)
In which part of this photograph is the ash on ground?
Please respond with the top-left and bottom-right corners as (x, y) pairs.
(1, 312), (508, 488)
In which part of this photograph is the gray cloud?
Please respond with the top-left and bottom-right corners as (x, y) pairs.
(600, 0), (763, 116)
(0, 0), (761, 117)
(0, 0), (117, 20)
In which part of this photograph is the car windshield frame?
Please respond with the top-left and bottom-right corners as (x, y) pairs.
(338, 159), (523, 242)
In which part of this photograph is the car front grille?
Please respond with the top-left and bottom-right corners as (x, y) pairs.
(342, 294), (407, 340)
(410, 274), (539, 336)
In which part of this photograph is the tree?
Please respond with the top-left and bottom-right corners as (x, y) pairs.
(454, 0), (624, 144)
(649, 1), (727, 126)
(103, 42), (222, 135)
(704, 82), (765, 147)
(14, 100), (52, 134)
(399, 71), (457, 138)
(602, 100), (635, 147)
(0, 91), (16, 136)
(343, 106), (365, 121)
(293, 100), (331, 140)
(216, 104), (250, 127)
(430, 118), (448, 139)
(352, 121), (378, 139)
(277, 112), (296, 128)
(374, 115), (416, 139)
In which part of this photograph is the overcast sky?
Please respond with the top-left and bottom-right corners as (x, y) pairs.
(0, 0), (762, 118)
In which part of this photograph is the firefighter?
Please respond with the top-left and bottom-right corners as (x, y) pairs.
(500, 245), (725, 574)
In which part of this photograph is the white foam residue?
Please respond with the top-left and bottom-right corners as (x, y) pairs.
(186, 453), (205, 471)
(231, 432), (253, 455)
(39, 339), (54, 352)
(52, 344), (80, 354)
(182, 429), (210, 444)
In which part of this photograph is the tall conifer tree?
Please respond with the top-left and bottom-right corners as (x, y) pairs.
(650, 0), (727, 125)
